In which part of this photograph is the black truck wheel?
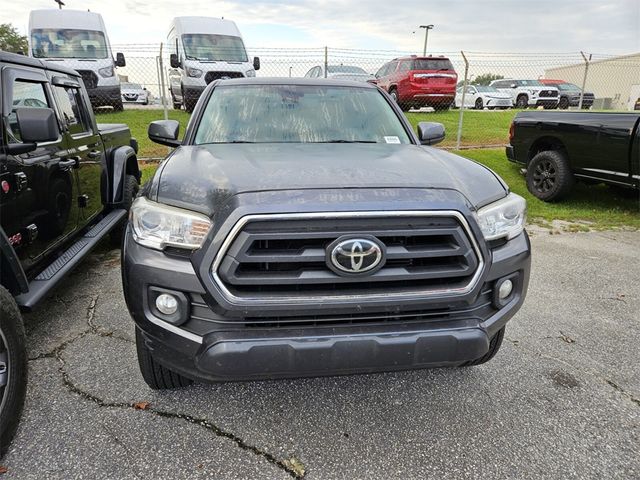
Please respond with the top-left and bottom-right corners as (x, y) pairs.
(110, 174), (139, 247)
(0, 286), (28, 457)
(516, 94), (528, 109)
(136, 329), (193, 390)
(558, 97), (570, 109)
(462, 327), (505, 367)
(112, 99), (124, 112)
(527, 150), (575, 202)
(475, 97), (484, 110)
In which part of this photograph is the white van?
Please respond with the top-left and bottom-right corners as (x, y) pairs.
(28, 9), (126, 110)
(167, 17), (260, 112)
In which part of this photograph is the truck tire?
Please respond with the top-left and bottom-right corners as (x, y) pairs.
(110, 174), (139, 247)
(516, 94), (528, 109)
(136, 329), (193, 390)
(0, 286), (28, 457)
(475, 97), (483, 110)
(463, 327), (505, 366)
(527, 150), (575, 202)
(558, 97), (570, 109)
(112, 99), (124, 112)
(184, 98), (197, 114)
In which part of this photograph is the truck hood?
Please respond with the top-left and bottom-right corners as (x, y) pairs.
(151, 143), (507, 217)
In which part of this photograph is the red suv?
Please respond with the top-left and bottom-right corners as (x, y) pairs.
(374, 55), (457, 111)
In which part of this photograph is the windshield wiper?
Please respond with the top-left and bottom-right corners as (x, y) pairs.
(316, 140), (377, 143)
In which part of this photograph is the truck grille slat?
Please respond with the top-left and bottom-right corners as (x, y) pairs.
(213, 214), (482, 300)
(204, 71), (245, 84)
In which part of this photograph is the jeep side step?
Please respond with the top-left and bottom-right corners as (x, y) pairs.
(15, 209), (127, 310)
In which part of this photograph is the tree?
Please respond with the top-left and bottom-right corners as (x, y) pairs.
(473, 73), (505, 86)
(0, 24), (28, 54)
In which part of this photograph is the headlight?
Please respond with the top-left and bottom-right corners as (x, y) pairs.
(99, 66), (114, 77)
(245, 69), (256, 77)
(130, 197), (211, 250)
(527, 89), (537, 95)
(186, 67), (203, 78)
(475, 193), (526, 241)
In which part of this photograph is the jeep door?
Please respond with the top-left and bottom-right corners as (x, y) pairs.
(1, 65), (80, 274)
(50, 76), (104, 226)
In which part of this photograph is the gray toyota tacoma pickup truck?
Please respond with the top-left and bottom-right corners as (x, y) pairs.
(123, 78), (531, 389)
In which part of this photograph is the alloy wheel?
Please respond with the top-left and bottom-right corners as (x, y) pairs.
(532, 160), (557, 193)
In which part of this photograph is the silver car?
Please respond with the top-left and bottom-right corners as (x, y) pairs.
(305, 65), (375, 82)
(120, 82), (150, 105)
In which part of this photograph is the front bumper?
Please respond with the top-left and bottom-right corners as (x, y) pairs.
(123, 223), (531, 382)
(532, 98), (559, 108)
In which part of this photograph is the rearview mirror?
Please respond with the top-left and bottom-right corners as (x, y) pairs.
(148, 120), (181, 147)
(115, 52), (126, 67)
(417, 122), (445, 146)
(253, 56), (261, 71)
(15, 108), (59, 143)
(170, 53), (180, 69)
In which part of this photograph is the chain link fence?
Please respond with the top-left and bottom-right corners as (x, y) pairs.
(94, 45), (640, 150)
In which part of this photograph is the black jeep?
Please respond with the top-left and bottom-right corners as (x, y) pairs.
(0, 51), (140, 455)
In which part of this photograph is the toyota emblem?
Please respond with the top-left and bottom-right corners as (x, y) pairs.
(327, 236), (385, 276)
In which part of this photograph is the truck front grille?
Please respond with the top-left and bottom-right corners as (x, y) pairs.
(539, 90), (558, 98)
(77, 70), (98, 89)
(211, 212), (484, 306)
(204, 71), (245, 84)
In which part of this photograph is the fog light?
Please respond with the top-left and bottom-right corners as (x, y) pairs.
(156, 293), (178, 315)
(498, 279), (513, 299)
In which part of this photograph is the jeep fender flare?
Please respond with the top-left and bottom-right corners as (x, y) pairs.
(107, 145), (140, 205)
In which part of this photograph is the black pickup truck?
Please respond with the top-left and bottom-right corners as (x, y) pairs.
(507, 111), (640, 201)
(123, 78), (531, 390)
(0, 51), (140, 455)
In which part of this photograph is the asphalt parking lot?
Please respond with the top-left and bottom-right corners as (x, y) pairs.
(3, 230), (639, 479)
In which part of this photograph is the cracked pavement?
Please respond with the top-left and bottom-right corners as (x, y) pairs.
(2, 230), (639, 479)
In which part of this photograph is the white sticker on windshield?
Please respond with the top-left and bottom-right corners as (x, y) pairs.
(384, 136), (401, 144)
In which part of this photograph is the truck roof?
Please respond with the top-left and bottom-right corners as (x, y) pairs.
(169, 17), (242, 37)
(29, 9), (106, 31)
(0, 50), (81, 77)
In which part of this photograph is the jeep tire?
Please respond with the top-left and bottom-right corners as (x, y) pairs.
(0, 286), (28, 457)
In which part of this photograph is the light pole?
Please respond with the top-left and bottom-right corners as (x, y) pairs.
(419, 24), (434, 56)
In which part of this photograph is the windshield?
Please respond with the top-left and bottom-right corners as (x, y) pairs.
(556, 83), (580, 91)
(327, 65), (368, 74)
(412, 59), (455, 71)
(122, 83), (142, 89)
(475, 86), (500, 93)
(195, 85), (412, 144)
(516, 80), (543, 87)
(182, 34), (248, 62)
(31, 29), (108, 59)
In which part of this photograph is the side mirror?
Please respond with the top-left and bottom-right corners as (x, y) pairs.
(417, 122), (445, 146)
(253, 56), (261, 71)
(170, 53), (180, 69)
(115, 52), (126, 67)
(15, 108), (59, 143)
(148, 120), (181, 147)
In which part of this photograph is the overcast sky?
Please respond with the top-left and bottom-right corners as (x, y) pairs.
(3, 0), (639, 54)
